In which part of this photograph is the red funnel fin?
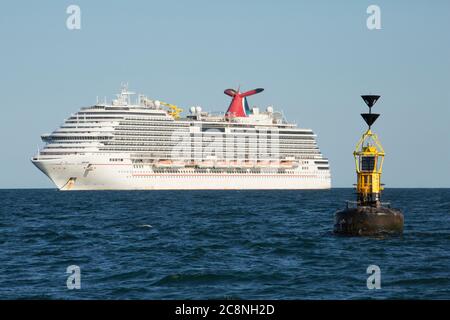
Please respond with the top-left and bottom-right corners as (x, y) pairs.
(240, 88), (264, 98)
(225, 87), (264, 118)
(224, 89), (237, 97)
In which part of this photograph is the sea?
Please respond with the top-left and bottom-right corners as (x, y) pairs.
(0, 188), (448, 299)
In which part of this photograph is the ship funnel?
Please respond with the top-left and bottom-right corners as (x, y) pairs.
(224, 87), (264, 118)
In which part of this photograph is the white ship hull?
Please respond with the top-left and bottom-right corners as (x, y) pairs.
(32, 157), (331, 191)
(32, 86), (332, 191)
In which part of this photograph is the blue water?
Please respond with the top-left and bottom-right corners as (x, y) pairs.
(0, 189), (449, 299)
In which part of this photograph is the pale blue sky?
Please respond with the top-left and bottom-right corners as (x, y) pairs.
(0, 0), (449, 188)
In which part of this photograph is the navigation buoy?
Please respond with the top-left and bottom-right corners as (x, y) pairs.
(334, 95), (404, 236)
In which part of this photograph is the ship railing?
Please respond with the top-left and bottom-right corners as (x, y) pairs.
(345, 200), (391, 209)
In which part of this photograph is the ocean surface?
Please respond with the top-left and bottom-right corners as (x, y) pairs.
(0, 188), (448, 299)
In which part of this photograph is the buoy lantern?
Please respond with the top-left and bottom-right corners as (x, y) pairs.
(334, 95), (404, 236)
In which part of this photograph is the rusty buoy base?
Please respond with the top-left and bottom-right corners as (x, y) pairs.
(334, 206), (404, 236)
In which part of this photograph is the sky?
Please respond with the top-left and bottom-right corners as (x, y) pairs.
(0, 0), (449, 188)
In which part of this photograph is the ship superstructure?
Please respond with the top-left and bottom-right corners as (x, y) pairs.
(32, 85), (331, 190)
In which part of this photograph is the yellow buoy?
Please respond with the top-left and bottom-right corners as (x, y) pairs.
(334, 95), (404, 236)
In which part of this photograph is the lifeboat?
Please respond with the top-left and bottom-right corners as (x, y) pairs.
(269, 161), (280, 168)
(228, 161), (240, 168)
(256, 160), (270, 168)
(280, 160), (293, 168)
(214, 161), (229, 168)
(242, 161), (255, 168)
(198, 160), (214, 168)
(155, 159), (173, 168)
(171, 161), (186, 168)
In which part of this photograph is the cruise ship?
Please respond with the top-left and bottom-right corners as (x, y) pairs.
(31, 85), (331, 190)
